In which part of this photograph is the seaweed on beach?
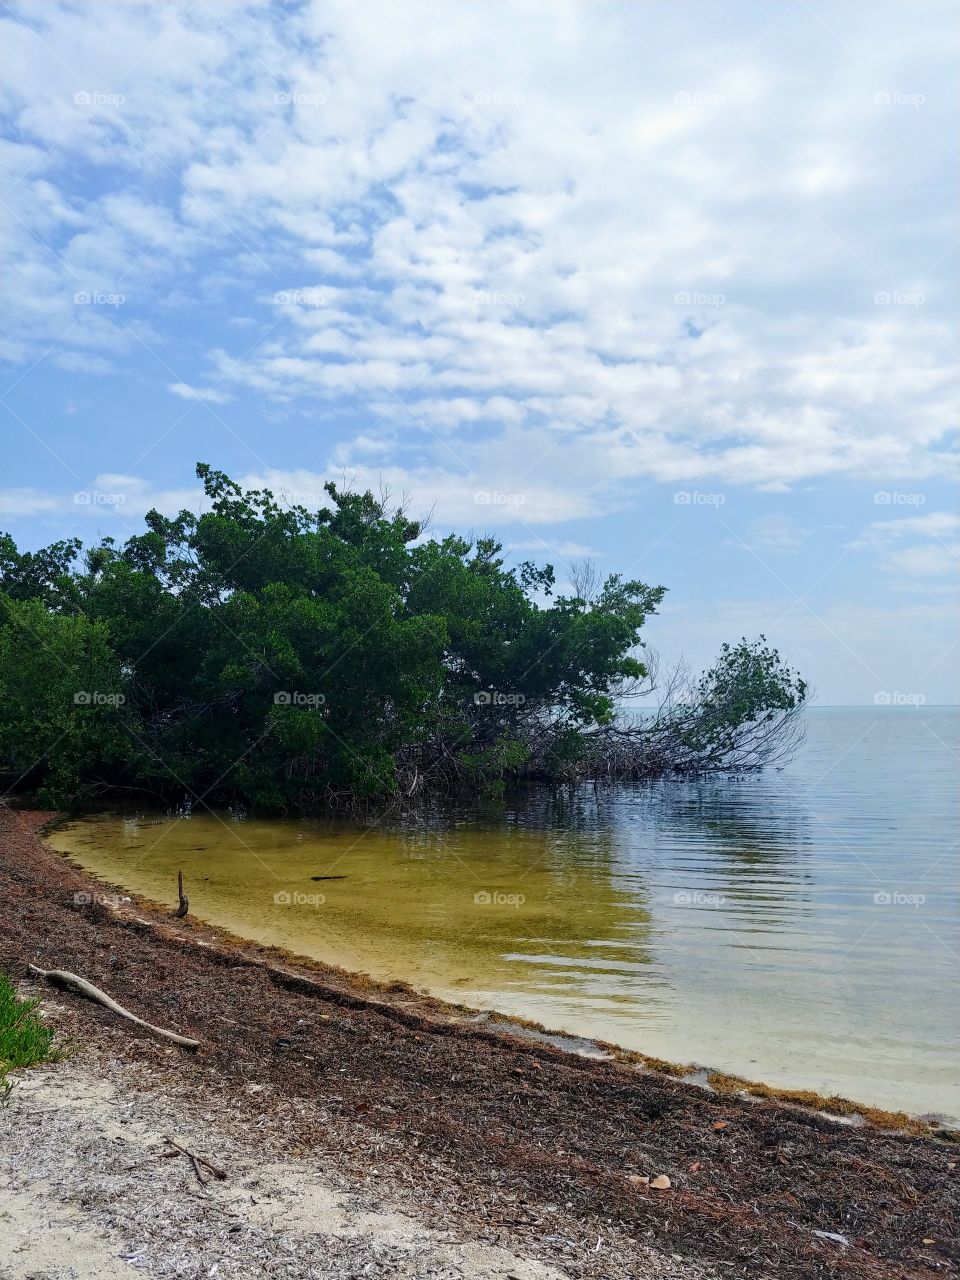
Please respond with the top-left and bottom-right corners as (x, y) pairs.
(1, 806), (956, 1279)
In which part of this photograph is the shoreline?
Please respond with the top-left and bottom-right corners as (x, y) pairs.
(41, 807), (954, 1132)
(1, 805), (957, 1278)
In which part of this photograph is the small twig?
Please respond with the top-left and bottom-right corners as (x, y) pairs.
(164, 1136), (227, 1181)
(185, 1147), (208, 1184)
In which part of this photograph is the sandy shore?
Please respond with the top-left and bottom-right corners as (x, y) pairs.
(1, 806), (957, 1279)
(0, 1048), (624, 1280)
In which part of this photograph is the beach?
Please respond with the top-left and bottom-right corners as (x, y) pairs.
(1, 806), (956, 1279)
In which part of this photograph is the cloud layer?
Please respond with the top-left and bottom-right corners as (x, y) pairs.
(2, 0), (957, 518)
(1, 1), (957, 701)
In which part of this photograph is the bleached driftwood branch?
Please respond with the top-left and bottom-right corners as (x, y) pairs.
(27, 964), (199, 1050)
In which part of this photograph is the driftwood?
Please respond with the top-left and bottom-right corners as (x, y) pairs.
(173, 870), (189, 918)
(27, 964), (200, 1050)
(164, 1135), (227, 1184)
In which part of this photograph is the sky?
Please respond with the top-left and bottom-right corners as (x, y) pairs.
(1, 0), (957, 705)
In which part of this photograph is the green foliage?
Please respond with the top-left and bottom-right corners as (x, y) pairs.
(588, 636), (810, 778)
(675, 637), (808, 760)
(0, 464), (805, 809)
(0, 598), (131, 806)
(0, 533), (82, 610)
(0, 974), (63, 1095)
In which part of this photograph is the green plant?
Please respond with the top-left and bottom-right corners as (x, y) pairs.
(0, 974), (64, 1095)
(0, 464), (807, 809)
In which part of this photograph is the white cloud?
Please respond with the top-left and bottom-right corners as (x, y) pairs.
(863, 512), (960, 540)
(726, 515), (808, 554)
(0, 476), (203, 528)
(168, 382), (232, 405)
(238, 459), (596, 527)
(507, 539), (604, 559)
(853, 511), (960, 580)
(886, 544), (960, 577)
(0, 0), (955, 513)
(0, 0), (955, 699)
(0, 487), (62, 519)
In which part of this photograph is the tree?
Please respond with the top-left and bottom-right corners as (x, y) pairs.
(0, 598), (131, 805)
(0, 464), (807, 810)
(579, 638), (808, 778)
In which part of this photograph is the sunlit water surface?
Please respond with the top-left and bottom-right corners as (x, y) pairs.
(47, 708), (959, 1119)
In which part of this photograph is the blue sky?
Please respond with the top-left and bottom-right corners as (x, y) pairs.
(1, 0), (957, 704)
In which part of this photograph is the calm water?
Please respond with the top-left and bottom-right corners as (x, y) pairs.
(47, 708), (959, 1119)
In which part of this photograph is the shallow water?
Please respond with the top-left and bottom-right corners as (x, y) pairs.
(47, 708), (959, 1119)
